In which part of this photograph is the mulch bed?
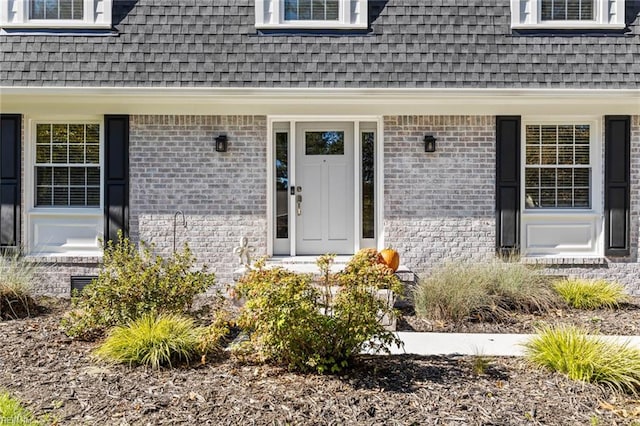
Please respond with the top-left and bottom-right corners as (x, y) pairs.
(399, 296), (640, 335)
(1, 301), (639, 425)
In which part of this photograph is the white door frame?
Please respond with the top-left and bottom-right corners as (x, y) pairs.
(267, 115), (384, 257)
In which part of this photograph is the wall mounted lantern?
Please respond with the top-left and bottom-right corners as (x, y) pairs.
(424, 135), (437, 152)
(215, 134), (228, 152)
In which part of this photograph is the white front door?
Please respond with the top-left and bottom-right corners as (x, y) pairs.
(295, 122), (354, 254)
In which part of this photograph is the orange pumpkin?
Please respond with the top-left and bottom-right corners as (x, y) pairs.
(379, 248), (400, 272)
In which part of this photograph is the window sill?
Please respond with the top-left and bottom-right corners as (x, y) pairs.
(23, 253), (102, 264)
(29, 208), (102, 217)
(512, 23), (626, 30)
(522, 256), (607, 266)
(256, 23), (368, 30)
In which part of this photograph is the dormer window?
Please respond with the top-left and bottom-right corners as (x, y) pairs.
(511, 0), (625, 29)
(255, 0), (368, 29)
(0, 0), (112, 29)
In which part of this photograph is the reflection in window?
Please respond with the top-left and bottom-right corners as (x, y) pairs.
(30, 0), (84, 20)
(541, 0), (593, 20)
(305, 131), (344, 155)
(35, 123), (100, 207)
(284, 0), (339, 21)
(525, 124), (590, 209)
(362, 132), (375, 239)
(275, 132), (289, 239)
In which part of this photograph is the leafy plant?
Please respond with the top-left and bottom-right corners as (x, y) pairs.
(524, 325), (640, 394)
(413, 260), (558, 322)
(336, 248), (403, 294)
(234, 256), (402, 373)
(554, 278), (628, 309)
(61, 232), (215, 340)
(0, 254), (38, 320)
(0, 390), (39, 425)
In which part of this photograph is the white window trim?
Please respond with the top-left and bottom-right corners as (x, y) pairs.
(255, 0), (368, 30)
(25, 117), (104, 256)
(511, 0), (626, 29)
(0, 0), (112, 29)
(520, 116), (604, 258)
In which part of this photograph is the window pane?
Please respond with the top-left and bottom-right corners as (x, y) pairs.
(68, 124), (84, 143)
(54, 187), (69, 205)
(87, 187), (100, 206)
(574, 188), (590, 207)
(87, 167), (100, 185)
(305, 131), (344, 155)
(285, 0), (338, 20)
(541, 0), (594, 20)
(526, 145), (540, 165)
(36, 187), (52, 206)
(36, 167), (52, 186)
(557, 168), (572, 187)
(86, 145), (99, 163)
(36, 124), (51, 144)
(574, 168), (590, 187)
(53, 167), (68, 185)
(541, 145), (556, 165)
(362, 131), (375, 239)
(557, 189), (573, 207)
(298, 0), (311, 19)
(52, 124), (67, 143)
(69, 145), (84, 163)
(275, 132), (288, 239)
(70, 187), (85, 206)
(69, 167), (86, 186)
(540, 189), (556, 207)
(36, 145), (50, 163)
(558, 146), (573, 165)
(31, 0), (45, 19)
(540, 168), (556, 187)
(52, 144), (68, 163)
(45, 0), (58, 19)
(525, 125), (540, 144)
(86, 124), (99, 143)
(59, 0), (72, 19)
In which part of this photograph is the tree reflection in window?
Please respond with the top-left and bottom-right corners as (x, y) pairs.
(275, 132), (289, 238)
(305, 131), (344, 155)
(362, 132), (375, 239)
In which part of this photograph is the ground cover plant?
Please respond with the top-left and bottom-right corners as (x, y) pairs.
(234, 254), (402, 373)
(413, 259), (558, 322)
(0, 390), (39, 425)
(554, 278), (628, 309)
(0, 254), (38, 320)
(524, 324), (640, 394)
(61, 233), (215, 340)
(95, 312), (229, 369)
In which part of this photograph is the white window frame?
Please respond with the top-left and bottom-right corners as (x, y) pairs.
(255, 0), (368, 30)
(0, 0), (112, 29)
(25, 117), (104, 256)
(520, 117), (603, 258)
(510, 0), (626, 29)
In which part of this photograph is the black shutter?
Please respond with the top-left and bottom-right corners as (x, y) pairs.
(104, 115), (129, 243)
(496, 116), (521, 255)
(604, 115), (630, 256)
(0, 114), (21, 251)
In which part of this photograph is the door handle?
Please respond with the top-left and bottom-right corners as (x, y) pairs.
(296, 195), (302, 216)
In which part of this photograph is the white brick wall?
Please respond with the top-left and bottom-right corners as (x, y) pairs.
(383, 116), (496, 275)
(129, 115), (268, 288)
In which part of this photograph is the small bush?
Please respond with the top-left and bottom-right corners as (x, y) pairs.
(524, 325), (640, 394)
(234, 256), (401, 373)
(0, 391), (39, 425)
(554, 278), (628, 309)
(94, 313), (227, 369)
(336, 249), (403, 294)
(61, 233), (215, 340)
(0, 255), (38, 320)
(413, 260), (558, 322)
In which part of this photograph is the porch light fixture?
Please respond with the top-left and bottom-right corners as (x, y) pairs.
(215, 134), (228, 152)
(424, 135), (437, 152)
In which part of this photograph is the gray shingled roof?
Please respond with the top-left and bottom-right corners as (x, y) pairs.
(1, 0), (639, 89)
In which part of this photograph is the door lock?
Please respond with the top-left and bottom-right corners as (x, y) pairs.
(296, 194), (302, 216)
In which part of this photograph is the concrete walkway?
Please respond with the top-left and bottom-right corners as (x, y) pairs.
(390, 332), (640, 356)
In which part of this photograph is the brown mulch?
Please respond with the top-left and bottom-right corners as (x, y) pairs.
(1, 303), (639, 425)
(399, 296), (640, 335)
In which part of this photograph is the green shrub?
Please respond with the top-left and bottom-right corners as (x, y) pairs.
(524, 325), (640, 394)
(336, 249), (403, 294)
(0, 255), (38, 320)
(61, 233), (215, 340)
(413, 260), (558, 322)
(234, 256), (401, 373)
(554, 278), (628, 309)
(0, 391), (39, 426)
